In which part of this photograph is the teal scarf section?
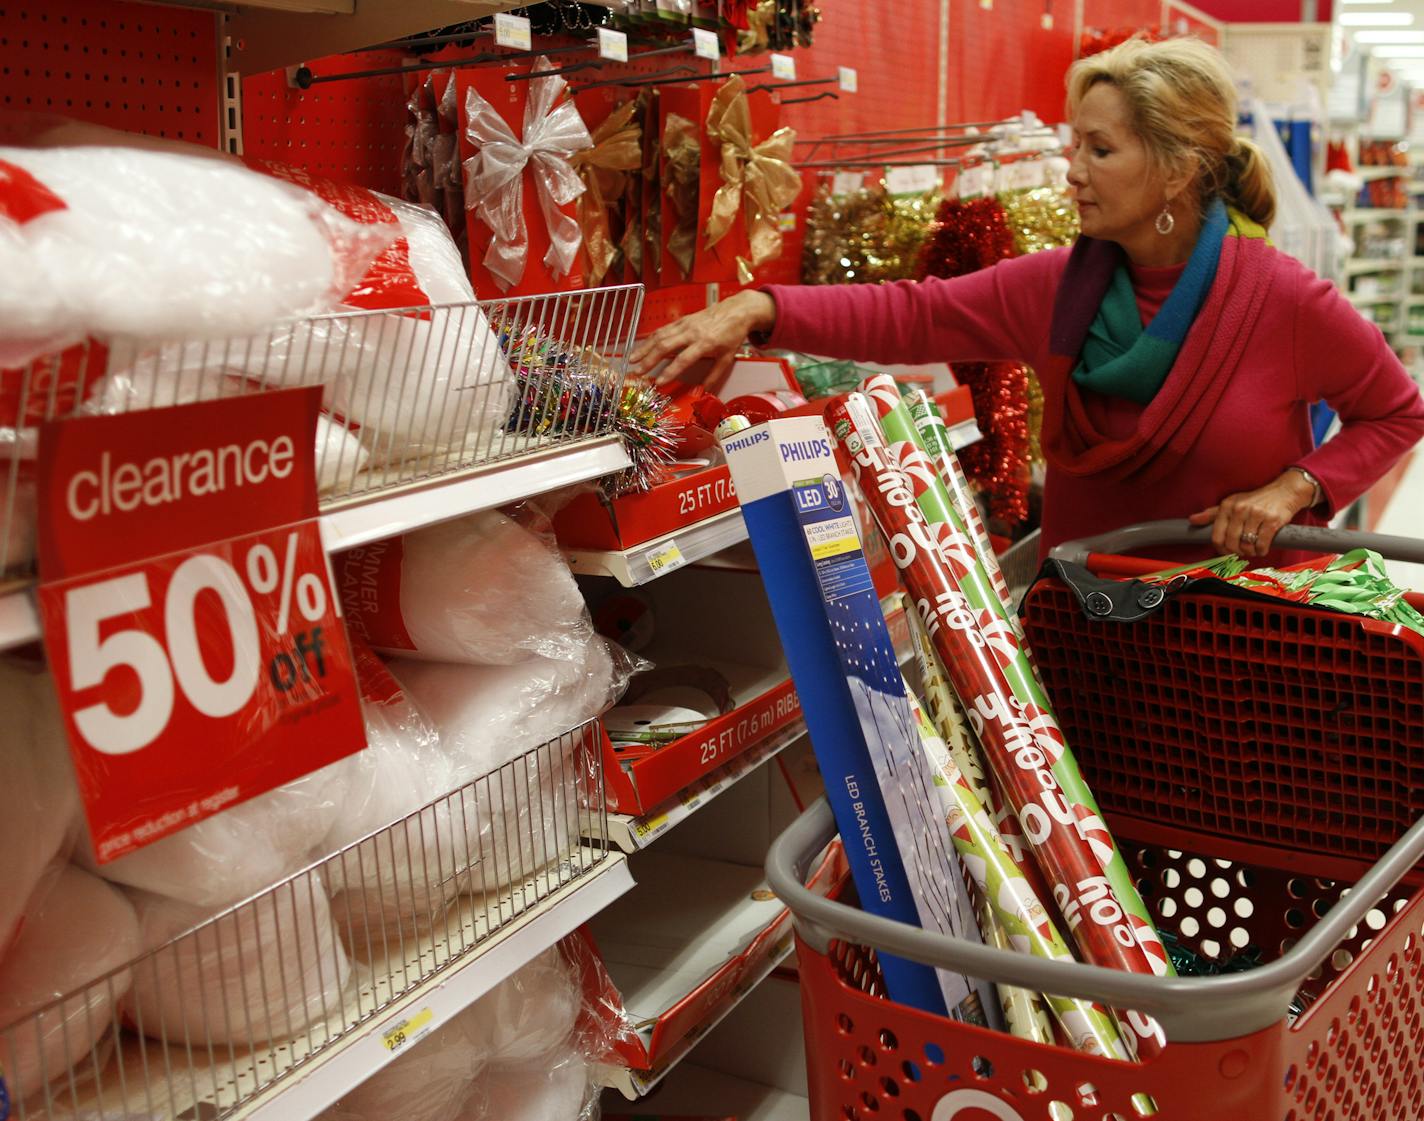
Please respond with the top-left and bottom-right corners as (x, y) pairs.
(1071, 198), (1229, 406)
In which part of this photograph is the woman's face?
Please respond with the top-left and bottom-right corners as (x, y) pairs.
(1067, 82), (1171, 245)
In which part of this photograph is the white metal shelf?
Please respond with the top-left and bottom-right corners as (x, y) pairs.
(565, 507), (748, 586)
(596, 939), (795, 1101)
(0, 436), (629, 653)
(321, 435), (629, 554)
(235, 851), (634, 1121)
(1345, 258), (1406, 275)
(1359, 166), (1410, 181)
(1341, 208), (1409, 223)
(604, 722), (809, 853)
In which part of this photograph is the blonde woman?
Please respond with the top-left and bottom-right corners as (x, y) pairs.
(631, 37), (1424, 559)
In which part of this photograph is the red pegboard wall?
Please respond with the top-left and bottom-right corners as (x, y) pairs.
(241, 52), (409, 195)
(0, 0), (221, 145)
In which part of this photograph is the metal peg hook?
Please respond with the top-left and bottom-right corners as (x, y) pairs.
(781, 90), (839, 105)
(746, 76), (837, 94)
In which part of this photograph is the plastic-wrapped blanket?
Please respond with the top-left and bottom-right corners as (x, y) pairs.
(123, 872), (351, 1047)
(336, 510), (592, 664)
(0, 865), (142, 1101)
(0, 146), (390, 367)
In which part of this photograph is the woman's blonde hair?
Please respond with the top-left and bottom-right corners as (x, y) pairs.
(1066, 36), (1275, 228)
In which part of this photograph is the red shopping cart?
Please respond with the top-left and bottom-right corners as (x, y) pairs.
(767, 522), (1424, 1121)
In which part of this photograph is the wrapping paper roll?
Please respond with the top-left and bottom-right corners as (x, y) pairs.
(905, 388), (1019, 638)
(861, 374), (1170, 1005)
(829, 393), (1166, 1059)
(906, 687), (1129, 1059)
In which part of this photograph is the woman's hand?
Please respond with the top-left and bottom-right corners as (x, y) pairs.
(1188, 470), (1319, 558)
(628, 290), (777, 385)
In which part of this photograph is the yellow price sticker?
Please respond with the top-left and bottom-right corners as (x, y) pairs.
(645, 541), (687, 578)
(633, 811), (669, 839)
(381, 1007), (434, 1055)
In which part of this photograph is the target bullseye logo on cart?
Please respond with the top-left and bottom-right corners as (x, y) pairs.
(930, 1089), (1025, 1121)
(36, 387), (366, 864)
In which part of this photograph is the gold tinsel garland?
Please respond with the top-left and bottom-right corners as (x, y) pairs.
(801, 182), (944, 286)
(998, 185), (1079, 466)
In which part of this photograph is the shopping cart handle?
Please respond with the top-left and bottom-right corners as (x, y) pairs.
(766, 797), (1424, 1043)
(1050, 519), (1424, 566)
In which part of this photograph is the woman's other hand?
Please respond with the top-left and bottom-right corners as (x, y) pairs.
(628, 290), (777, 386)
(1188, 470), (1319, 558)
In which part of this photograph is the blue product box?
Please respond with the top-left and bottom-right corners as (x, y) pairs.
(721, 415), (987, 1020)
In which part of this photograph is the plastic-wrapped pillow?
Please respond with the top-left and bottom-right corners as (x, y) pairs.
(463, 947), (580, 1065)
(315, 997), (482, 1121)
(245, 166), (513, 469)
(85, 358), (370, 496)
(0, 146), (391, 368)
(455, 1059), (590, 1121)
(0, 666), (79, 953)
(336, 510), (592, 665)
(124, 871), (350, 1047)
(78, 758), (349, 910)
(321, 641), (464, 939)
(389, 647), (616, 891)
(0, 864), (142, 1102)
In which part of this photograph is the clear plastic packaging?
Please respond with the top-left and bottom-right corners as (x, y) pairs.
(316, 944), (589, 1121)
(77, 757), (349, 910)
(85, 361), (371, 496)
(337, 510), (594, 665)
(0, 864), (142, 1102)
(123, 871), (351, 1047)
(0, 664), (80, 953)
(0, 145), (392, 367)
(315, 1006), (484, 1121)
(454, 1058), (591, 1121)
(463, 946), (581, 1065)
(321, 641), (463, 938)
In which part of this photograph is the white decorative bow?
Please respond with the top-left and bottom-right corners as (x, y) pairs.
(463, 57), (594, 291)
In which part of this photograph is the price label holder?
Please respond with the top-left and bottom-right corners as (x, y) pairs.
(770, 53), (796, 80)
(36, 387), (366, 864)
(494, 12), (533, 51)
(597, 28), (628, 62)
(884, 163), (942, 196)
(831, 170), (866, 195)
(838, 66), (858, 93)
(381, 1007), (436, 1056)
(645, 540), (687, 578)
(692, 28), (720, 60)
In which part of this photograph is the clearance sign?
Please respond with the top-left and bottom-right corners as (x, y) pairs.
(35, 387), (365, 863)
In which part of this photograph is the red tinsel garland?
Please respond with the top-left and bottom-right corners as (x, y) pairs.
(919, 196), (1030, 527)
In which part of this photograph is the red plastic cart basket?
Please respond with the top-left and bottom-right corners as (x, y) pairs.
(766, 522), (1424, 1121)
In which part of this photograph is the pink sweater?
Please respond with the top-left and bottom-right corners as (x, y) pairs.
(765, 248), (1424, 555)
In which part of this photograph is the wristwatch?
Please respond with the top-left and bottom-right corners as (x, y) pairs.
(1290, 466), (1323, 508)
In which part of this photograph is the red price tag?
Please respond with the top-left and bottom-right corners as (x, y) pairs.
(36, 387), (366, 864)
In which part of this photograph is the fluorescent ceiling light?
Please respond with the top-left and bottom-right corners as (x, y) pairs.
(1372, 44), (1424, 54)
(1342, 0), (1394, 4)
(1341, 11), (1415, 24)
(1353, 30), (1424, 41)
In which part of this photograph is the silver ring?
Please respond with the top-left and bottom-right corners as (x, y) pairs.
(1240, 530), (1259, 545)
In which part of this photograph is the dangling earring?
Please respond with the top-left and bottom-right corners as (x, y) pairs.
(1155, 202), (1175, 236)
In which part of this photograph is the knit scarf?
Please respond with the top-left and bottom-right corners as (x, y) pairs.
(1042, 199), (1279, 485)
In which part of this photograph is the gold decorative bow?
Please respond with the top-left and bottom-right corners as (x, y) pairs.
(663, 112), (702, 281)
(737, 0), (775, 53)
(704, 74), (801, 285)
(571, 100), (642, 288)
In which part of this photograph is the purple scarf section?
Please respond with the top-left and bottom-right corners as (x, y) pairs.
(1048, 236), (1123, 359)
